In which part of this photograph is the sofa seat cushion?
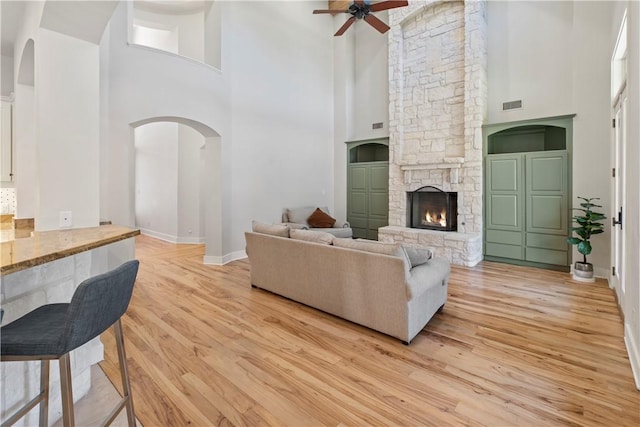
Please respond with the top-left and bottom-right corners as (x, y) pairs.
(307, 208), (336, 228)
(252, 220), (290, 238)
(290, 229), (335, 245)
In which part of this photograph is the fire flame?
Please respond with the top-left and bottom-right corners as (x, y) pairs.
(425, 209), (447, 227)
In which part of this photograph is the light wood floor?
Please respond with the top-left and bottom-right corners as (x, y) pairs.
(100, 235), (639, 426)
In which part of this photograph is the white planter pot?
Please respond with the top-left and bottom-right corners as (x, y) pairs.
(573, 261), (595, 283)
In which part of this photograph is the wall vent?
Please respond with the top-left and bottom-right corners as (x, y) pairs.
(372, 122), (384, 129)
(502, 100), (523, 111)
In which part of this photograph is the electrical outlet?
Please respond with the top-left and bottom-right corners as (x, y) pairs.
(59, 211), (72, 228)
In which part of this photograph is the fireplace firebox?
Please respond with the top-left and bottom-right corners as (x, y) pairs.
(407, 186), (457, 231)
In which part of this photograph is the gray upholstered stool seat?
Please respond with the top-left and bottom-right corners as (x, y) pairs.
(0, 260), (140, 427)
(1, 304), (68, 356)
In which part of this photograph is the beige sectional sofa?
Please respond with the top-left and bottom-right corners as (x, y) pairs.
(245, 223), (450, 344)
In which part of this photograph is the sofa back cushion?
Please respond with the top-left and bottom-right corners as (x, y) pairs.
(333, 238), (397, 255)
(290, 229), (335, 245)
(252, 220), (290, 238)
(333, 239), (411, 273)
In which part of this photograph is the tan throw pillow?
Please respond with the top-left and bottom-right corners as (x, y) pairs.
(290, 229), (334, 245)
(307, 208), (336, 228)
(401, 245), (433, 269)
(251, 220), (290, 238)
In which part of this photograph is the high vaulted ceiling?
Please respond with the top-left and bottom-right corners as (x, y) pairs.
(329, 1), (352, 12)
(1, 1), (26, 56)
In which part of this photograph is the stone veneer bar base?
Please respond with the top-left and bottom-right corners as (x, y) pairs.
(379, 226), (482, 267)
(1, 228), (137, 426)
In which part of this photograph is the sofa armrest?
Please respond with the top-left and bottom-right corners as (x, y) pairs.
(334, 220), (351, 228)
(281, 222), (309, 230)
(406, 257), (450, 300)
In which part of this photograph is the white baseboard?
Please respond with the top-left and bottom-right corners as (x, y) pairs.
(139, 229), (204, 244)
(175, 236), (206, 244)
(624, 322), (640, 390)
(594, 266), (610, 281)
(139, 228), (177, 243)
(203, 250), (247, 266)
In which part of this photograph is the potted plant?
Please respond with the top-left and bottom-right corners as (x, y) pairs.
(567, 196), (606, 282)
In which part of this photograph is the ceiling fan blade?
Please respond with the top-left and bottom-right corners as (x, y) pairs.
(335, 16), (357, 36)
(313, 9), (348, 14)
(369, 1), (409, 13)
(364, 14), (391, 34)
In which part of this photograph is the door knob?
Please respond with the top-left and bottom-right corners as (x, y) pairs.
(612, 207), (623, 229)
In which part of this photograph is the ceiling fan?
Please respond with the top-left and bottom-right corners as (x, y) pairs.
(313, 1), (409, 36)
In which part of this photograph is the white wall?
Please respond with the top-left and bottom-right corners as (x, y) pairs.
(224, 1), (334, 252)
(204, 1), (222, 69)
(177, 124), (204, 243)
(487, 1), (613, 277)
(571, 2), (614, 278)
(1, 55), (14, 96)
(35, 28), (100, 230)
(104, 2), (229, 229)
(135, 122), (178, 240)
(105, 1), (334, 260)
(332, 23), (355, 224)
(487, 1), (574, 120)
(353, 12), (390, 140)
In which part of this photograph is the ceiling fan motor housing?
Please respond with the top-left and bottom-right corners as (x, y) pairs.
(349, 3), (370, 19)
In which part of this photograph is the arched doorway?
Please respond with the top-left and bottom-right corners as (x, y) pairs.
(14, 39), (36, 220)
(130, 116), (227, 264)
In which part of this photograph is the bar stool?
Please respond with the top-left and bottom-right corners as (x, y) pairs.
(0, 260), (140, 427)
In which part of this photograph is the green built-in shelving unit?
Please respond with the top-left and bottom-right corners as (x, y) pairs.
(346, 138), (389, 240)
(483, 115), (574, 271)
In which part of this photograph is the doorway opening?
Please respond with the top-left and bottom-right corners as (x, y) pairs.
(130, 117), (225, 264)
(610, 11), (627, 297)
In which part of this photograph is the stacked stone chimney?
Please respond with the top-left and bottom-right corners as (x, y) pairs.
(379, 0), (487, 266)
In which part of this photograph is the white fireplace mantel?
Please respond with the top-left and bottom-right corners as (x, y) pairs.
(399, 157), (465, 184)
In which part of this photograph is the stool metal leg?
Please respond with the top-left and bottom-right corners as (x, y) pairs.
(59, 353), (75, 427)
(0, 359), (51, 427)
(39, 360), (50, 427)
(115, 319), (136, 427)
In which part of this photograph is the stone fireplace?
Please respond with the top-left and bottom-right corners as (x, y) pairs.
(378, 0), (487, 266)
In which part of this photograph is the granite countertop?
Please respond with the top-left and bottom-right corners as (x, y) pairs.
(1, 225), (140, 275)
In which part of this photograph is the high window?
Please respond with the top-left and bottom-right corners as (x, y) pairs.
(129, 0), (221, 69)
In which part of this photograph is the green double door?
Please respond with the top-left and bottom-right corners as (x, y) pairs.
(348, 162), (389, 240)
(485, 150), (569, 267)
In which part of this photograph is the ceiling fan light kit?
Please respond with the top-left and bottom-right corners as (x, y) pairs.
(313, 0), (409, 36)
